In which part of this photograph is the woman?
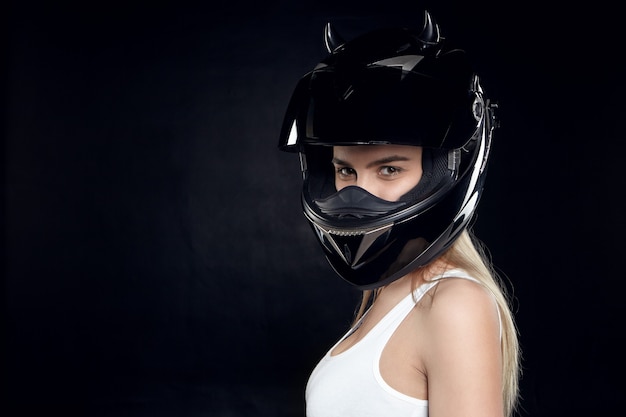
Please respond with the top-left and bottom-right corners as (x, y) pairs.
(278, 11), (520, 417)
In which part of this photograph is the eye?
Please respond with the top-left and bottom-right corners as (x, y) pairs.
(379, 166), (402, 177)
(335, 167), (356, 179)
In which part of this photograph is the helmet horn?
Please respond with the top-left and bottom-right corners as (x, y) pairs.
(417, 10), (441, 46)
(324, 22), (345, 53)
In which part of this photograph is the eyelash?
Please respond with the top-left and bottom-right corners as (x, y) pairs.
(380, 166), (401, 176)
(336, 167), (355, 177)
(335, 166), (403, 178)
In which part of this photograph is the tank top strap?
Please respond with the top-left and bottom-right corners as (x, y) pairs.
(429, 268), (479, 283)
(382, 269), (472, 327)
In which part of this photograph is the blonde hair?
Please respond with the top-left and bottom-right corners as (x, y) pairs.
(354, 228), (521, 417)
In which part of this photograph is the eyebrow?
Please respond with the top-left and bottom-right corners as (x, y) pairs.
(331, 155), (412, 169)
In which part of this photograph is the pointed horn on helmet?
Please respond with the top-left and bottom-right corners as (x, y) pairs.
(324, 22), (345, 53)
(417, 10), (441, 47)
(472, 74), (484, 95)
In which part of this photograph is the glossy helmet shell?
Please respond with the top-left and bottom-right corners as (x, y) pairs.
(278, 12), (498, 289)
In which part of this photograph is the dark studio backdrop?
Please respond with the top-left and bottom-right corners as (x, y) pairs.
(3, 0), (625, 416)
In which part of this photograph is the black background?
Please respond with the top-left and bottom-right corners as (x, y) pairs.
(3, 0), (625, 416)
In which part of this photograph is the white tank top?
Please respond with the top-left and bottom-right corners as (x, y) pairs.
(305, 269), (486, 417)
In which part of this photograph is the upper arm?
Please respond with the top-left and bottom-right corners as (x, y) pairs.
(423, 279), (504, 417)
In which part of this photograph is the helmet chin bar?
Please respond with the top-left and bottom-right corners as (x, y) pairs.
(308, 182), (482, 290)
(313, 222), (395, 270)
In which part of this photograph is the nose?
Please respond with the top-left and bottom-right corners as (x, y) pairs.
(355, 175), (383, 200)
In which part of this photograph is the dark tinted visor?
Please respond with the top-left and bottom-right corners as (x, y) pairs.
(304, 66), (474, 148)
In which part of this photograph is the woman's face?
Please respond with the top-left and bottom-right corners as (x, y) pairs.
(332, 145), (423, 202)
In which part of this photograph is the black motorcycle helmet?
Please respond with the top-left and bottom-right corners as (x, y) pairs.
(278, 11), (499, 290)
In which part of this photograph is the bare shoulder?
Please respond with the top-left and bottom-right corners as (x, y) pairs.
(421, 277), (504, 416)
(421, 276), (501, 360)
(428, 277), (498, 322)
